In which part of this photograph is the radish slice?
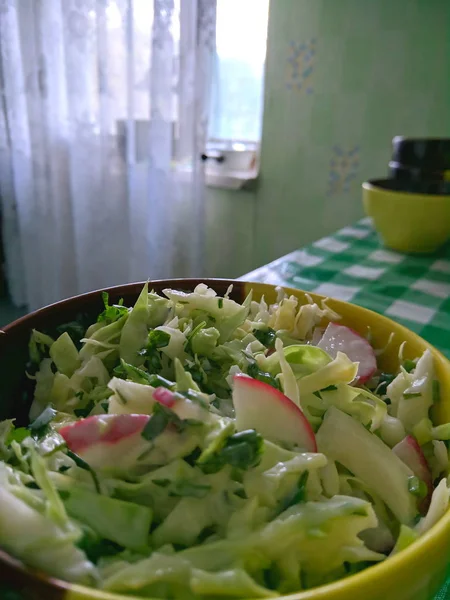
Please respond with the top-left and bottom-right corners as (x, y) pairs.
(317, 322), (377, 384)
(393, 435), (433, 512)
(60, 414), (150, 470)
(153, 387), (177, 408)
(232, 374), (317, 452)
(60, 414), (150, 454)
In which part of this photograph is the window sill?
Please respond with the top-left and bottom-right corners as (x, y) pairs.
(205, 168), (258, 190)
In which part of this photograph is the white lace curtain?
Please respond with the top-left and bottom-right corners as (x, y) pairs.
(0, 0), (216, 310)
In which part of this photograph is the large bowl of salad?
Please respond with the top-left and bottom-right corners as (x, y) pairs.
(0, 279), (449, 600)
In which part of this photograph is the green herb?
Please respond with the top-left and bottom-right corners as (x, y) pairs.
(218, 298), (223, 309)
(432, 380), (441, 404)
(140, 403), (190, 442)
(77, 533), (124, 564)
(115, 390), (128, 405)
(147, 329), (171, 350)
(183, 447), (202, 466)
(114, 360), (153, 385)
(377, 373), (395, 396)
(97, 292), (128, 324)
(408, 475), (427, 499)
(66, 450), (100, 494)
(320, 385), (337, 392)
(247, 362), (281, 391)
(152, 478), (171, 487)
(28, 330), (54, 364)
(199, 429), (263, 474)
(403, 392), (421, 400)
(56, 319), (86, 346)
(197, 525), (217, 544)
(179, 389), (209, 410)
(313, 391), (322, 399)
(139, 330), (171, 374)
(253, 327), (277, 349)
(292, 471), (309, 504)
(277, 471), (310, 514)
(412, 514), (422, 526)
(169, 480), (212, 498)
(263, 566), (282, 591)
(74, 400), (95, 418)
(28, 406), (56, 437)
(403, 359), (416, 373)
(100, 401), (109, 412)
(5, 426), (31, 445)
(43, 443), (67, 458)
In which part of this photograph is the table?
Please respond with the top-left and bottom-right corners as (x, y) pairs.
(242, 217), (450, 359)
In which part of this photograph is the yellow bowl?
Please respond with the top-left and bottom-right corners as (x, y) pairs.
(362, 179), (450, 253)
(1, 279), (450, 600)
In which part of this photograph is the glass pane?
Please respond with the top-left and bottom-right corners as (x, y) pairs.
(209, 0), (269, 143)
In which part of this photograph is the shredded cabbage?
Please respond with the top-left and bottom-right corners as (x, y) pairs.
(0, 282), (448, 599)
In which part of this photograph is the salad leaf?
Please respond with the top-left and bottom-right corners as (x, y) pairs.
(297, 353), (358, 396)
(50, 332), (81, 377)
(317, 407), (417, 524)
(29, 329), (54, 364)
(0, 464), (96, 584)
(63, 486), (152, 551)
(120, 283), (149, 366)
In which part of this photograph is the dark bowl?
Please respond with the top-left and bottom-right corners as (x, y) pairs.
(388, 163), (450, 192)
(391, 137), (450, 171)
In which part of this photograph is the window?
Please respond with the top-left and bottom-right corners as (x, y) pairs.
(209, 0), (269, 147)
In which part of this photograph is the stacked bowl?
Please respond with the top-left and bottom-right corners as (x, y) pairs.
(363, 138), (450, 253)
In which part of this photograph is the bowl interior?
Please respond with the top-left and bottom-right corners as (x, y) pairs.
(1, 279), (450, 600)
(367, 177), (450, 196)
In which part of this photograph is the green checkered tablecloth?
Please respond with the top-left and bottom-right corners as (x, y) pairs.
(242, 217), (450, 359)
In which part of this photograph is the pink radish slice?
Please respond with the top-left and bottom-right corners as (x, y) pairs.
(393, 435), (433, 512)
(153, 387), (177, 408)
(60, 414), (150, 454)
(317, 322), (377, 384)
(232, 374), (317, 452)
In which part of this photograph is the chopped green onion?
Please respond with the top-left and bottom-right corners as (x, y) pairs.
(198, 429), (263, 474)
(376, 372), (395, 396)
(403, 359), (416, 373)
(320, 385), (337, 392)
(141, 403), (193, 442)
(147, 329), (171, 350)
(152, 479), (171, 487)
(403, 392), (421, 399)
(28, 406), (56, 437)
(252, 327), (277, 349)
(407, 475), (427, 499)
(247, 362), (281, 390)
(217, 298), (223, 309)
(432, 380), (441, 404)
(66, 450), (100, 494)
(74, 400), (95, 418)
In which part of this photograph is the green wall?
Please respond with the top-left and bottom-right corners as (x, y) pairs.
(206, 0), (450, 278)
